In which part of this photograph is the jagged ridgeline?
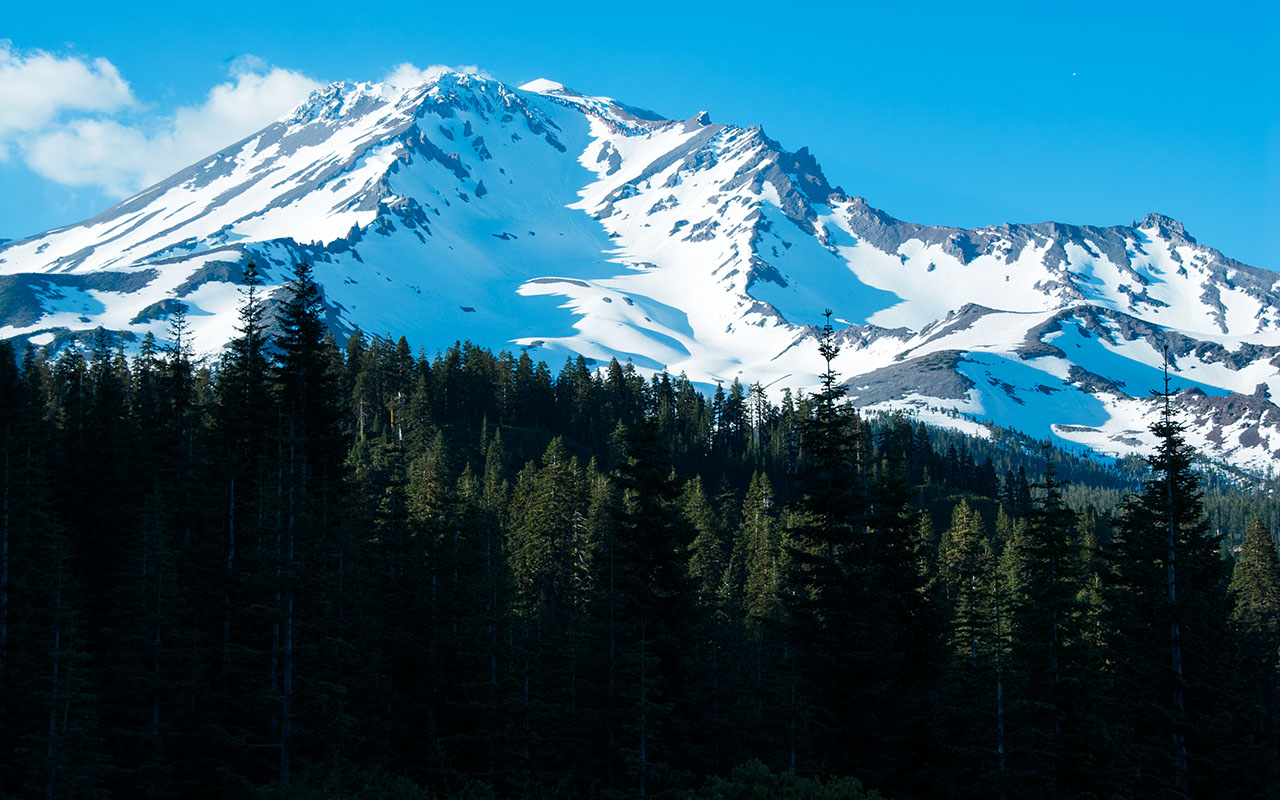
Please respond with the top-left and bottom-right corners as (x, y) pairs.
(0, 265), (1278, 798)
(2, 72), (1279, 473)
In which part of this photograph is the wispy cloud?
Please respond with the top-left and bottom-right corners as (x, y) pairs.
(383, 62), (491, 88)
(4, 42), (322, 196)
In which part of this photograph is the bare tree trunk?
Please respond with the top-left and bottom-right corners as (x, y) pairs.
(280, 444), (296, 787)
(522, 656), (531, 767)
(46, 562), (63, 799)
(271, 442), (282, 740)
(606, 522), (617, 791)
(488, 526), (498, 782)
(184, 428), (193, 547)
(223, 478), (234, 698)
(1049, 552), (1061, 800)
(1, 450), (9, 724)
(995, 573), (1007, 800)
(639, 622), (647, 799)
(712, 630), (721, 769)
(787, 642), (796, 770)
(1157, 354), (1189, 796)
(151, 531), (163, 744)
(1168, 472), (1187, 795)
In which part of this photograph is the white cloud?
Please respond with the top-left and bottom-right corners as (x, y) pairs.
(8, 50), (487, 198)
(24, 119), (150, 195)
(22, 62), (322, 195)
(0, 41), (136, 157)
(383, 62), (490, 88)
(161, 66), (322, 177)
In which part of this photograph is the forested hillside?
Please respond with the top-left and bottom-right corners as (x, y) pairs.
(1, 264), (1278, 799)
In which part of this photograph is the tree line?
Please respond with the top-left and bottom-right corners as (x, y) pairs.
(1, 267), (1278, 798)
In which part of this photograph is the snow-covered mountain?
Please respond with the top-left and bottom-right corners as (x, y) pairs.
(2, 72), (1278, 472)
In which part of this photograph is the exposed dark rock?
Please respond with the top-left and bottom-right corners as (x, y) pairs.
(526, 277), (589, 287)
(1068, 365), (1127, 396)
(0, 270), (159, 328)
(131, 298), (189, 324)
(173, 261), (246, 296)
(843, 350), (975, 405)
(745, 256), (787, 289)
(683, 219), (720, 242)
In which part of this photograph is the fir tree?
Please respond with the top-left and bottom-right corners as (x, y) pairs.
(1107, 360), (1230, 797)
(1228, 518), (1280, 765)
(607, 417), (692, 794)
(784, 310), (867, 773)
(506, 437), (590, 779)
(938, 500), (1003, 797)
(1000, 453), (1078, 797)
(269, 262), (347, 785)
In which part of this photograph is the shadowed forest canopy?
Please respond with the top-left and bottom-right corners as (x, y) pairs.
(1, 268), (1278, 799)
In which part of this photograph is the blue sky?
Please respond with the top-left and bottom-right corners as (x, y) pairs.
(3, 0), (1276, 268)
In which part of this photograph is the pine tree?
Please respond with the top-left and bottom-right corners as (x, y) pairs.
(867, 416), (945, 795)
(1228, 518), (1280, 765)
(13, 508), (109, 798)
(103, 487), (195, 797)
(476, 432), (513, 787)
(1063, 505), (1118, 792)
(682, 475), (734, 772)
(606, 417), (692, 794)
(938, 500), (1003, 797)
(1107, 360), (1230, 797)
(219, 263), (272, 456)
(784, 310), (867, 773)
(1000, 453), (1078, 797)
(214, 261), (275, 722)
(506, 437), (590, 779)
(11, 315), (1280, 798)
(0, 344), (16, 796)
(740, 474), (784, 630)
(941, 502), (995, 668)
(269, 262), (347, 785)
(392, 431), (454, 778)
(580, 459), (622, 789)
(734, 472), (790, 767)
(440, 464), (513, 783)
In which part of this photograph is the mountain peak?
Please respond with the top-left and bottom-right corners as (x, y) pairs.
(289, 80), (400, 124)
(516, 77), (667, 131)
(3, 69), (1279, 474)
(519, 77), (576, 96)
(1138, 212), (1196, 244)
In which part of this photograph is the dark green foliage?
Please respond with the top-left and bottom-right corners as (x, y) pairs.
(999, 455), (1079, 796)
(783, 312), (867, 773)
(1229, 518), (1280, 662)
(605, 417), (696, 795)
(0, 289), (1271, 799)
(696, 758), (884, 799)
(1105, 376), (1235, 797)
(935, 501), (1004, 797)
(1226, 518), (1280, 793)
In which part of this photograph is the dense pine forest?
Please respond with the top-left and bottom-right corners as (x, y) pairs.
(3, 263), (1280, 799)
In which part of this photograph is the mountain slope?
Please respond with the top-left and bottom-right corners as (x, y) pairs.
(1, 71), (1277, 471)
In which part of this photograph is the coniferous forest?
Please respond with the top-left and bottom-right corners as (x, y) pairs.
(2, 263), (1280, 799)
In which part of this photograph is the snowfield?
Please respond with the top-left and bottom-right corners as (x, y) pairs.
(1, 72), (1278, 472)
